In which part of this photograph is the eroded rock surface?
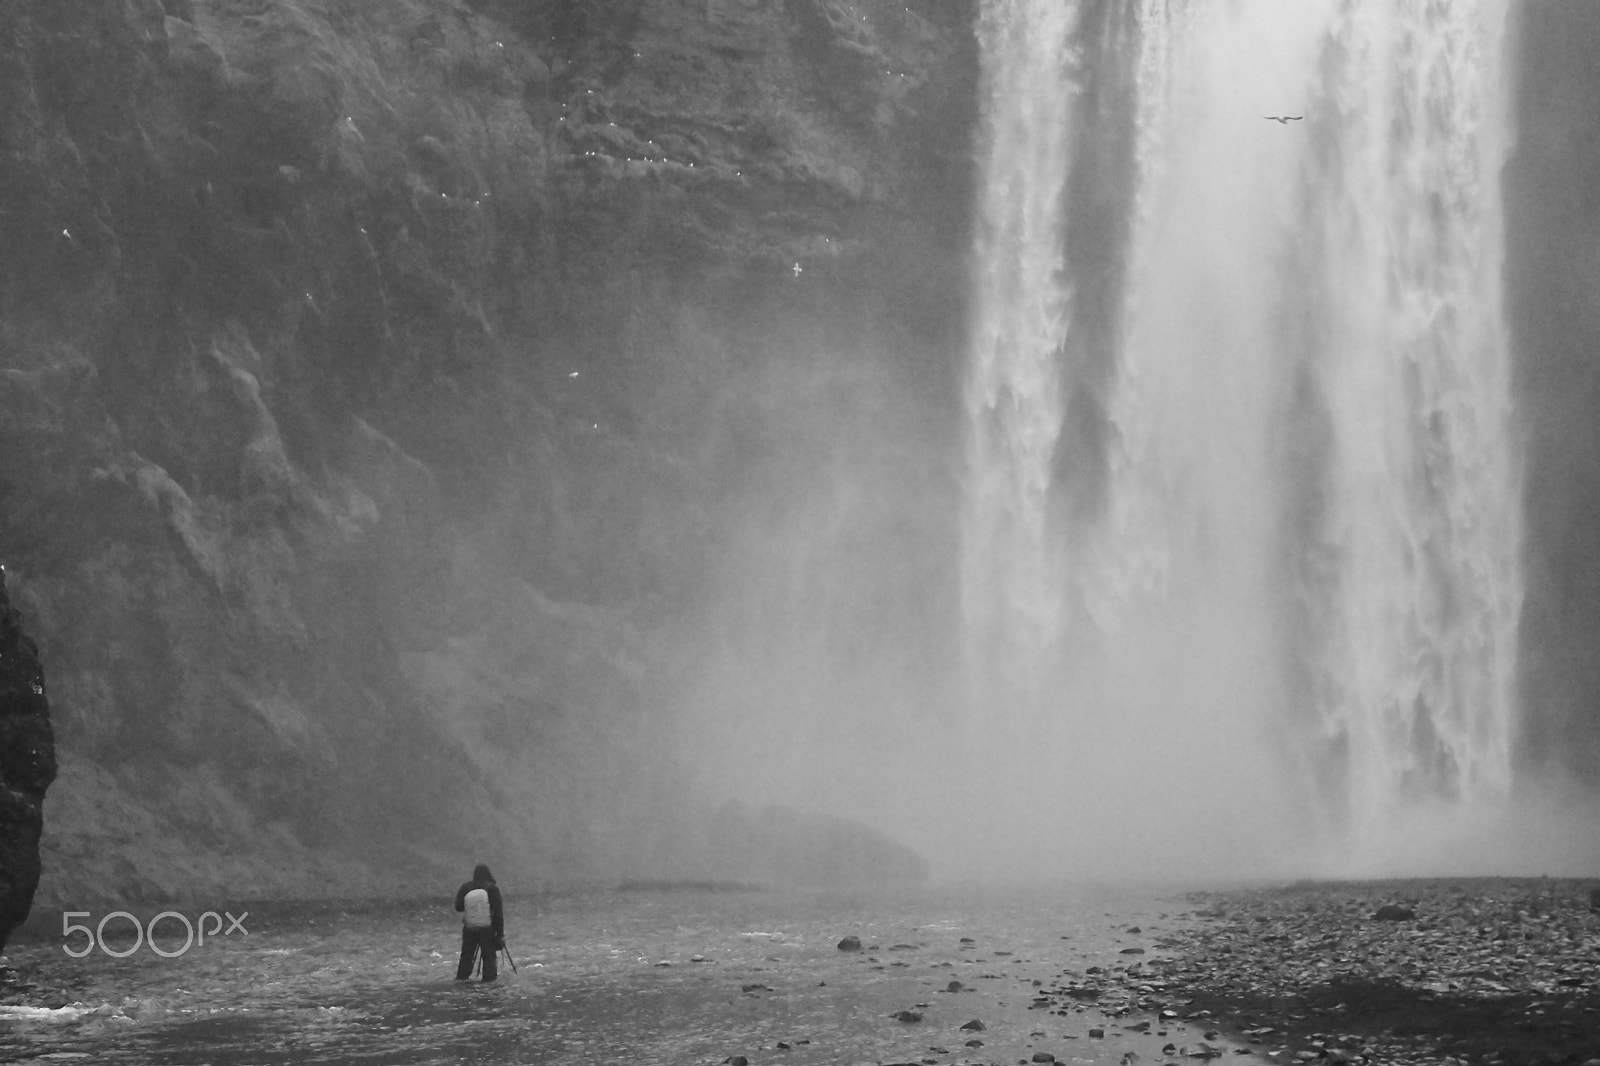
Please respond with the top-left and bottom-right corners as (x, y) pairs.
(1, 0), (964, 904)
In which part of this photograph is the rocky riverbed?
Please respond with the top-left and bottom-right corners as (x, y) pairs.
(2, 879), (1597, 1065)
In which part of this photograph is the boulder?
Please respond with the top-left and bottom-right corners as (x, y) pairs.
(1373, 903), (1416, 922)
(706, 801), (931, 887)
(0, 568), (57, 954)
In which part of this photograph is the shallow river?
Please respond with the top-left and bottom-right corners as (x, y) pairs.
(2, 882), (1242, 1065)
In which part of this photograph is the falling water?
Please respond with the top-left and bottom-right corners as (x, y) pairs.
(963, 0), (1520, 871)
(962, 0), (1080, 725)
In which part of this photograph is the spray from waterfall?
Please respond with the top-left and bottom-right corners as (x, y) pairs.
(963, 0), (1520, 874)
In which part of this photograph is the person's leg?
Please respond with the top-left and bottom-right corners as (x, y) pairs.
(455, 927), (476, 980)
(480, 930), (498, 981)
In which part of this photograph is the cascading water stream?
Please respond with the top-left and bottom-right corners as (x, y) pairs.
(1285, 0), (1521, 856)
(962, 0), (1080, 728)
(963, 0), (1520, 870)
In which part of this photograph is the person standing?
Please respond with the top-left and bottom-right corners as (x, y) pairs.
(453, 863), (504, 981)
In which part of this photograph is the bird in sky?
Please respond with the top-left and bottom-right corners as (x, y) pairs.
(1264, 115), (1304, 124)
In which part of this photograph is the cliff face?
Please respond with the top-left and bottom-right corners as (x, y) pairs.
(1506, 1), (1600, 795)
(0, 0), (973, 904)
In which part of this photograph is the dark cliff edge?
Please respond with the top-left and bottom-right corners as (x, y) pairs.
(0, 0), (972, 907)
(0, 568), (57, 953)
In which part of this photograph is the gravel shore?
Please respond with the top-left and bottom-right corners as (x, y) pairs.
(1149, 879), (1600, 1066)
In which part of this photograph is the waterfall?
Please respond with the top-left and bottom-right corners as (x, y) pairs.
(962, 0), (1081, 725)
(1282, 0), (1521, 855)
(963, 0), (1520, 871)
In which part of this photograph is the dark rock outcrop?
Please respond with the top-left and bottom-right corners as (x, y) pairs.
(0, 568), (56, 954)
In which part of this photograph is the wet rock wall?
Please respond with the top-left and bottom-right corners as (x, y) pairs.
(0, 0), (973, 905)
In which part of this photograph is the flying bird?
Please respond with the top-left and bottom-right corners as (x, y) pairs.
(1264, 115), (1304, 124)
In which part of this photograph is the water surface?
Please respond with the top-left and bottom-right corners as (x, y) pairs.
(2, 883), (1240, 1064)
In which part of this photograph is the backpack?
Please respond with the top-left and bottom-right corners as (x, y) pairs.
(463, 887), (492, 929)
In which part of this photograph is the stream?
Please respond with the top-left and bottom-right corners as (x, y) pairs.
(2, 882), (1244, 1065)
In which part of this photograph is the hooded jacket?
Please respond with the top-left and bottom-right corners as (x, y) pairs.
(453, 863), (505, 939)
